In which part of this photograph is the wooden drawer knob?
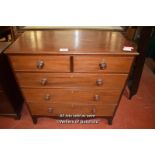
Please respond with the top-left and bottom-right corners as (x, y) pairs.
(96, 79), (103, 86)
(99, 62), (107, 70)
(40, 78), (48, 85)
(48, 107), (53, 113)
(44, 94), (51, 100)
(37, 60), (44, 69)
(94, 94), (100, 101)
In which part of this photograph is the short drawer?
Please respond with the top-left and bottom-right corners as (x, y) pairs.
(28, 103), (116, 117)
(74, 56), (134, 73)
(15, 73), (127, 90)
(9, 55), (70, 72)
(22, 88), (120, 105)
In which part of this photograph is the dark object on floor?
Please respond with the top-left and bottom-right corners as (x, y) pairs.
(0, 42), (24, 119)
(127, 27), (153, 99)
(147, 28), (155, 59)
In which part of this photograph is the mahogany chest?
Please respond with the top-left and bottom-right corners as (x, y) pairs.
(5, 30), (138, 124)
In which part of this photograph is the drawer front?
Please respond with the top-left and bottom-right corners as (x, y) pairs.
(22, 88), (120, 105)
(0, 92), (14, 113)
(74, 56), (134, 73)
(15, 73), (127, 90)
(9, 55), (70, 72)
(28, 103), (116, 116)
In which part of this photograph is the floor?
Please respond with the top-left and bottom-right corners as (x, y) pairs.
(0, 64), (155, 129)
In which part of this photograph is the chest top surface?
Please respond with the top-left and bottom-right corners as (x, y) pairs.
(6, 30), (138, 55)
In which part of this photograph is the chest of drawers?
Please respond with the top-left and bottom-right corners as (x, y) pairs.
(5, 30), (138, 124)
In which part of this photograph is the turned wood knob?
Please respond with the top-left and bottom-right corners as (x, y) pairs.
(48, 107), (53, 113)
(94, 94), (100, 101)
(44, 94), (51, 100)
(99, 62), (107, 70)
(96, 79), (103, 86)
(40, 78), (48, 85)
(37, 60), (44, 69)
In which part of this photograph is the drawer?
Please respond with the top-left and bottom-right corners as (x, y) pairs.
(9, 55), (70, 72)
(28, 103), (116, 117)
(15, 73), (128, 90)
(22, 88), (120, 105)
(74, 56), (134, 73)
(0, 92), (14, 113)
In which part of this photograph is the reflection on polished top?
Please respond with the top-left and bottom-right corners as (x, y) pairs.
(6, 30), (138, 55)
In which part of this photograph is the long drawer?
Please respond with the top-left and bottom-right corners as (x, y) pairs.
(28, 102), (116, 116)
(22, 88), (120, 105)
(74, 56), (134, 73)
(15, 73), (128, 90)
(9, 55), (70, 72)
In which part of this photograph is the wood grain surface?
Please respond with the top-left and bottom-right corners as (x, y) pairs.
(15, 73), (127, 90)
(6, 30), (138, 55)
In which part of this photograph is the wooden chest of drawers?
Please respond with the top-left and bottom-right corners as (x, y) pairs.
(5, 30), (138, 124)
